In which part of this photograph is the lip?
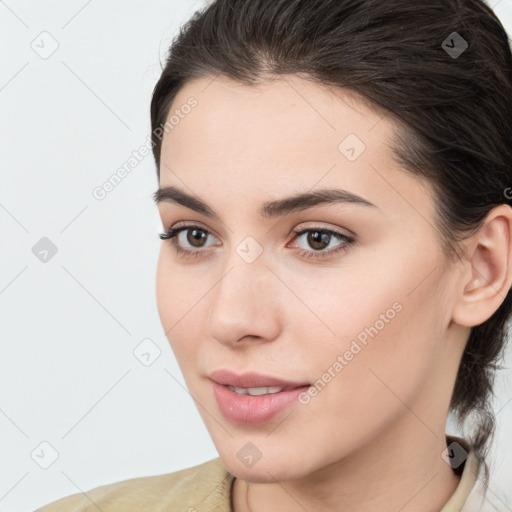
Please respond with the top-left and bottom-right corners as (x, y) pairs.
(209, 369), (311, 425)
(209, 369), (309, 389)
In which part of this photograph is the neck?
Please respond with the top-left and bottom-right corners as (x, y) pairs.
(233, 414), (462, 512)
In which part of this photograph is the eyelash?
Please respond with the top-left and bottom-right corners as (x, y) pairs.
(159, 224), (355, 260)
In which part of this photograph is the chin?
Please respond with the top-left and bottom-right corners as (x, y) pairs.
(219, 449), (317, 483)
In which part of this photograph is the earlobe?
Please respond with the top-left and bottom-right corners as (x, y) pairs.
(452, 204), (512, 328)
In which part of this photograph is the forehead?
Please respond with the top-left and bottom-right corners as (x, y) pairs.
(165, 74), (392, 154)
(161, 75), (397, 175)
(159, 74), (435, 227)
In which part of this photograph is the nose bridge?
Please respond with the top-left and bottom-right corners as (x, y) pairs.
(208, 240), (279, 344)
(216, 233), (269, 301)
(214, 244), (269, 315)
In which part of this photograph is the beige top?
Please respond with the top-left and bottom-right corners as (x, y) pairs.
(36, 436), (497, 511)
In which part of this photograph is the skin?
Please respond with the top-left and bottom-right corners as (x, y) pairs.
(155, 74), (512, 512)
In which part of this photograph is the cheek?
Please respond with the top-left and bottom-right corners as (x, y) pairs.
(315, 278), (443, 430)
(156, 248), (199, 328)
(299, 253), (446, 415)
(155, 249), (174, 328)
(155, 251), (187, 350)
(155, 249), (208, 366)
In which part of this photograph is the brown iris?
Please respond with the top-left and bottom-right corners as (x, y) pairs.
(307, 230), (331, 251)
(187, 228), (208, 247)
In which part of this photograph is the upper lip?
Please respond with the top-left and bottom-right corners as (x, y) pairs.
(209, 369), (310, 389)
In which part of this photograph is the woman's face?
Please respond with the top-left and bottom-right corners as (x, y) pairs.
(155, 75), (467, 481)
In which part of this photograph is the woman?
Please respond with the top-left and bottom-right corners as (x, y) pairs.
(37, 0), (512, 510)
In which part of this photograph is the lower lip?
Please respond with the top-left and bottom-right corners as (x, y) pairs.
(211, 381), (311, 425)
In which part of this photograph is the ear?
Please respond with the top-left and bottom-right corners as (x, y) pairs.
(452, 204), (512, 327)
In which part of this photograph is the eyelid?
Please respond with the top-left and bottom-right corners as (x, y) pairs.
(160, 222), (220, 245)
(291, 221), (355, 239)
(166, 220), (353, 240)
(169, 221), (221, 241)
(170, 220), (215, 234)
(287, 225), (354, 254)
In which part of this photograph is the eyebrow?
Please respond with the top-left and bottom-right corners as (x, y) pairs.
(153, 186), (378, 219)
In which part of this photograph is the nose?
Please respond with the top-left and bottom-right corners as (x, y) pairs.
(207, 252), (282, 348)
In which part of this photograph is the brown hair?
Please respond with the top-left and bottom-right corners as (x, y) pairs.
(150, 0), (512, 488)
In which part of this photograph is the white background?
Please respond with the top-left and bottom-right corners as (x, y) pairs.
(1, 1), (511, 510)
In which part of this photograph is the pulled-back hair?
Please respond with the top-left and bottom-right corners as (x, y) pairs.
(150, 0), (512, 488)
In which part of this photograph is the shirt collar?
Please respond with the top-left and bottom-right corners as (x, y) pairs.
(440, 435), (485, 512)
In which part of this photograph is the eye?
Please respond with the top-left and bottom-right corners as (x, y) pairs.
(159, 224), (219, 257)
(288, 226), (355, 260)
(158, 224), (355, 260)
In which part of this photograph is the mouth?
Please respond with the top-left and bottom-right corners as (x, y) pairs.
(208, 368), (310, 389)
(209, 369), (311, 424)
(226, 385), (288, 396)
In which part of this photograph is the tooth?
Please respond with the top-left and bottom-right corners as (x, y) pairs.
(227, 385), (284, 395)
(229, 386), (249, 395)
(247, 386), (283, 396)
(247, 387), (269, 396)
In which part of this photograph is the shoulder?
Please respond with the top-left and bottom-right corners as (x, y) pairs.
(35, 457), (235, 512)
